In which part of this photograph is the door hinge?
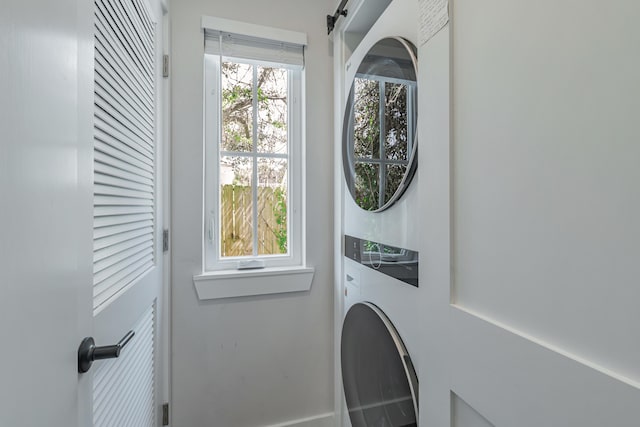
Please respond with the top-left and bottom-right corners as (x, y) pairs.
(162, 402), (169, 425)
(163, 229), (169, 253)
(163, 54), (169, 78)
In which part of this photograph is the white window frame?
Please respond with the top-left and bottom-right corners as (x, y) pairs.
(203, 45), (304, 272)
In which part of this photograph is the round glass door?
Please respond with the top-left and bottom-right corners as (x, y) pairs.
(341, 302), (418, 427)
(342, 37), (418, 212)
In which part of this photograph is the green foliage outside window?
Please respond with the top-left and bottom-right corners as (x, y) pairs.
(219, 61), (289, 257)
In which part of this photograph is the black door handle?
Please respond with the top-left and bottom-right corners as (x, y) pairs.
(78, 331), (135, 373)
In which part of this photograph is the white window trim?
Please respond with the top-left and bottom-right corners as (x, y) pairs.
(193, 266), (314, 300)
(196, 18), (312, 300)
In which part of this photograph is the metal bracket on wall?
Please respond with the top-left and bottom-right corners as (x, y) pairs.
(326, 0), (348, 35)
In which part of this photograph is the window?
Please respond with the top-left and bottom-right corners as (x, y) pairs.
(203, 20), (305, 271)
(351, 73), (416, 210)
(342, 37), (418, 212)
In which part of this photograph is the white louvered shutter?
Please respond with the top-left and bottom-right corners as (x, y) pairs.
(93, 304), (156, 427)
(93, 0), (156, 311)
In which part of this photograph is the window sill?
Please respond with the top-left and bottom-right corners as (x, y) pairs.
(192, 266), (315, 300)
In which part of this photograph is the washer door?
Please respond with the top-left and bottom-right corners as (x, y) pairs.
(341, 302), (418, 427)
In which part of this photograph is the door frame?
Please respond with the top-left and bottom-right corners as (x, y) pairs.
(160, 2), (172, 425)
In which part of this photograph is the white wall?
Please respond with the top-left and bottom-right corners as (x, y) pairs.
(170, 1), (334, 426)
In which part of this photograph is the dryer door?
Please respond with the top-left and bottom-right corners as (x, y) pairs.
(341, 302), (418, 427)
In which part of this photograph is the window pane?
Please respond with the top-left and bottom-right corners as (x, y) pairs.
(221, 62), (253, 152)
(354, 162), (380, 210)
(384, 82), (408, 161)
(353, 77), (380, 159)
(257, 67), (288, 154)
(257, 158), (288, 255)
(220, 156), (253, 257)
(384, 164), (407, 205)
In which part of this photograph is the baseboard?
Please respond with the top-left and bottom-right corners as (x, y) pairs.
(263, 412), (335, 427)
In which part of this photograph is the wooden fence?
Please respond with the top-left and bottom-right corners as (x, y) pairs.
(220, 185), (287, 257)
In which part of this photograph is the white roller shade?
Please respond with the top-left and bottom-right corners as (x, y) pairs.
(203, 17), (306, 69)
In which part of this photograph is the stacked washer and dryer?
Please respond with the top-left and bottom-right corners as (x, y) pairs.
(337, 0), (421, 426)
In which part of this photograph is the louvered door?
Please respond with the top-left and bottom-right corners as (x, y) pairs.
(94, 0), (156, 310)
(92, 0), (164, 426)
(93, 305), (157, 427)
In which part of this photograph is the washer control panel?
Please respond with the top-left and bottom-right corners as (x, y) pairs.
(344, 235), (419, 287)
